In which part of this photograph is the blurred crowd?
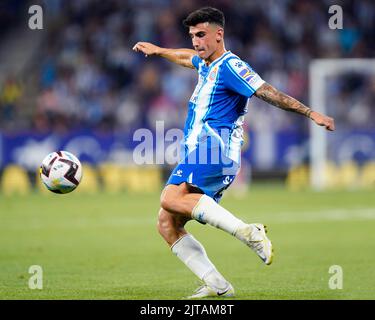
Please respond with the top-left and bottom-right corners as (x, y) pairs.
(1, 0), (374, 134)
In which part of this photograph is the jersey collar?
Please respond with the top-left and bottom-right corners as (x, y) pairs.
(205, 51), (231, 69)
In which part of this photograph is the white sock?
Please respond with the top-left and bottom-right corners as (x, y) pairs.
(191, 194), (247, 236)
(171, 234), (229, 290)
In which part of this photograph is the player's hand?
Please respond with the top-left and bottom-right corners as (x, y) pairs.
(310, 111), (335, 131)
(132, 42), (161, 57)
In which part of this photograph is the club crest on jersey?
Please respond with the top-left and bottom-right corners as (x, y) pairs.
(208, 66), (218, 81)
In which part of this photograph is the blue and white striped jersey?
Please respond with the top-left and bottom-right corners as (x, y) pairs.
(183, 51), (265, 164)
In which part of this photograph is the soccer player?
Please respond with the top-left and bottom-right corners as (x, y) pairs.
(133, 7), (335, 298)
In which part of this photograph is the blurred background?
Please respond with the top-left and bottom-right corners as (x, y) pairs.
(1, 0), (375, 301)
(1, 0), (374, 195)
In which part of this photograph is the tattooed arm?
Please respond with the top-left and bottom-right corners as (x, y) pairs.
(132, 42), (196, 69)
(255, 83), (335, 131)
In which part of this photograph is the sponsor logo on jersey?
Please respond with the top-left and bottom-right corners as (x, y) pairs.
(190, 76), (204, 103)
(239, 68), (255, 82)
(234, 61), (243, 68)
(173, 169), (183, 177)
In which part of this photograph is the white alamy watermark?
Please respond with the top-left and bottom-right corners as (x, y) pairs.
(328, 5), (343, 30)
(133, 121), (183, 166)
(28, 265), (43, 290)
(328, 265), (343, 290)
(132, 121), (239, 175)
(28, 5), (43, 30)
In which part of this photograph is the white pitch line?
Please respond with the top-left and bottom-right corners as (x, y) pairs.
(1, 208), (375, 231)
(243, 208), (375, 224)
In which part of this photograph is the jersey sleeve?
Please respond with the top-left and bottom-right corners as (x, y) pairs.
(191, 55), (202, 70)
(223, 58), (265, 97)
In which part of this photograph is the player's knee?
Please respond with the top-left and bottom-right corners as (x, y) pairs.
(160, 193), (178, 213)
(160, 183), (189, 214)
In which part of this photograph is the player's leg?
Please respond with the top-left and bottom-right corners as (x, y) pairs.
(157, 206), (234, 298)
(160, 182), (202, 216)
(161, 183), (246, 234)
(161, 183), (273, 265)
(157, 207), (189, 246)
(192, 194), (274, 265)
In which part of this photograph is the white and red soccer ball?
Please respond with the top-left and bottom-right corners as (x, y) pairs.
(40, 151), (82, 194)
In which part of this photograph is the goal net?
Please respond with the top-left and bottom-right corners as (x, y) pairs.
(309, 59), (375, 190)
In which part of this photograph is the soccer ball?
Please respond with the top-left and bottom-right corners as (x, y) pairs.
(40, 151), (82, 194)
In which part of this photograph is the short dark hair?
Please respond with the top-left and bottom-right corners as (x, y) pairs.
(183, 7), (225, 28)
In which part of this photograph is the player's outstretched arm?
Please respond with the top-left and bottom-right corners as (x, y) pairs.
(132, 42), (196, 69)
(255, 82), (335, 131)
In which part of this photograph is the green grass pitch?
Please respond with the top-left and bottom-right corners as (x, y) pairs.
(1, 185), (374, 299)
